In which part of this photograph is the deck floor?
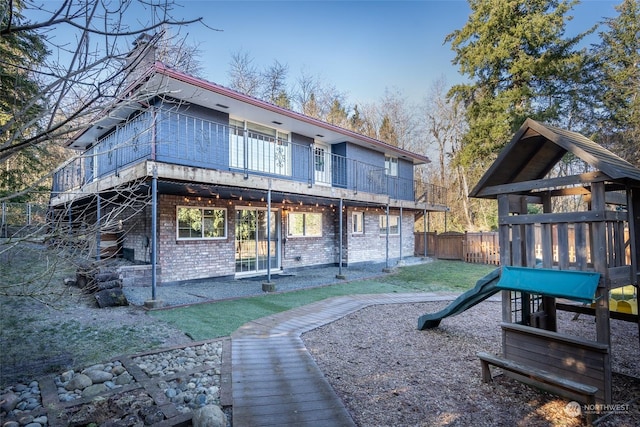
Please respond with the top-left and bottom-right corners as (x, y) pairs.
(230, 293), (450, 426)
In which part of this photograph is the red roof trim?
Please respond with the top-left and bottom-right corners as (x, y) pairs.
(153, 62), (430, 164)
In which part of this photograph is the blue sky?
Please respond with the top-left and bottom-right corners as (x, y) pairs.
(177, 0), (620, 106)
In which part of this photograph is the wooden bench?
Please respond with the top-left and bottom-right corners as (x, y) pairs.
(478, 351), (598, 423)
(501, 322), (610, 404)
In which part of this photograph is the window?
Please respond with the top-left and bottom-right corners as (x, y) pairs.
(229, 119), (292, 176)
(177, 207), (227, 239)
(379, 214), (399, 235)
(385, 156), (398, 176)
(288, 212), (322, 237)
(352, 212), (364, 234)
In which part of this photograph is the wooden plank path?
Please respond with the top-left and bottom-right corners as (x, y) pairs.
(230, 293), (453, 427)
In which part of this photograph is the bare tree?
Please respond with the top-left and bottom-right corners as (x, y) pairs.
(261, 59), (290, 108)
(0, 0), (208, 300)
(291, 68), (348, 122)
(227, 49), (262, 97)
(379, 87), (416, 150)
(420, 78), (477, 231)
(1, 1), (203, 163)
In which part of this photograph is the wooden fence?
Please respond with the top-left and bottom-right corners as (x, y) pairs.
(416, 226), (630, 267)
(414, 231), (500, 265)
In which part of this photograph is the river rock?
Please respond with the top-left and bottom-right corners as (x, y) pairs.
(1, 391), (19, 412)
(115, 372), (134, 385)
(60, 370), (75, 382)
(192, 404), (226, 427)
(81, 383), (108, 398)
(111, 365), (126, 376)
(84, 369), (113, 383)
(65, 373), (92, 391)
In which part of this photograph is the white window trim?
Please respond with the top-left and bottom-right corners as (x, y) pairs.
(287, 212), (323, 237)
(385, 155), (398, 177)
(176, 206), (227, 240)
(352, 211), (364, 234)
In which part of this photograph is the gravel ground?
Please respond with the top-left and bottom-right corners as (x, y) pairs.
(303, 300), (640, 427)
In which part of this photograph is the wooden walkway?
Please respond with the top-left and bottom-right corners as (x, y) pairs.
(230, 293), (452, 427)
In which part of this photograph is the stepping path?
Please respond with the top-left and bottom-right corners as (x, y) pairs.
(230, 293), (456, 427)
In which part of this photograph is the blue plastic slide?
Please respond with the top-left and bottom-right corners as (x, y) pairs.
(417, 267), (502, 330)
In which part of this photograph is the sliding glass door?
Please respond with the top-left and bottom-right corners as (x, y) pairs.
(235, 208), (279, 274)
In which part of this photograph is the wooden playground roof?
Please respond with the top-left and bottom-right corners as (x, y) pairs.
(470, 118), (640, 199)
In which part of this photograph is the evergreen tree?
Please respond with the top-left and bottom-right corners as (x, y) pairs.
(592, 0), (640, 166)
(0, 0), (56, 201)
(349, 105), (365, 133)
(446, 0), (590, 168)
(378, 115), (398, 146)
(327, 99), (348, 127)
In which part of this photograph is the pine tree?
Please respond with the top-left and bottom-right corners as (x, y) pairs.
(592, 0), (640, 166)
(0, 0), (55, 201)
(378, 115), (398, 146)
(446, 0), (590, 168)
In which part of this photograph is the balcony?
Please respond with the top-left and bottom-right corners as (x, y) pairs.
(52, 113), (447, 208)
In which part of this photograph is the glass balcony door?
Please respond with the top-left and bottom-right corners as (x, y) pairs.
(235, 208), (279, 275)
(314, 143), (331, 185)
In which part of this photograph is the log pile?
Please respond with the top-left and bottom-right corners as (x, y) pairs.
(73, 262), (129, 308)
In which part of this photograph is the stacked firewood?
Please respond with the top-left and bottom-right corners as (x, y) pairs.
(74, 263), (129, 308)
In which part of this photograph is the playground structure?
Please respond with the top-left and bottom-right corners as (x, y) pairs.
(419, 118), (640, 406)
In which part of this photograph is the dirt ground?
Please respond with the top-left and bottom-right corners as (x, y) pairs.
(304, 301), (640, 427)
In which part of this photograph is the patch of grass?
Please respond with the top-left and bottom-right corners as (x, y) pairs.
(150, 260), (497, 340)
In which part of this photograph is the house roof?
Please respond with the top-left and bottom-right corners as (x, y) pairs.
(69, 62), (430, 165)
(469, 118), (640, 198)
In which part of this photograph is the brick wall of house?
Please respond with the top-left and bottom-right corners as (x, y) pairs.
(112, 193), (415, 284)
(345, 207), (415, 265)
(120, 204), (151, 264)
(281, 206), (338, 269)
(158, 195), (236, 283)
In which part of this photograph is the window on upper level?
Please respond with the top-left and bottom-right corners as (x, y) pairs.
(385, 156), (398, 176)
(177, 206), (227, 239)
(229, 119), (292, 176)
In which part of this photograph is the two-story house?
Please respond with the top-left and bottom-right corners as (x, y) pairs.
(50, 38), (447, 289)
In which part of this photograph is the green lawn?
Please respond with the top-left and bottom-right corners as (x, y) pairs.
(149, 260), (497, 340)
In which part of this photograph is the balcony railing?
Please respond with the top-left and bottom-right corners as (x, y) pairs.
(52, 114), (446, 206)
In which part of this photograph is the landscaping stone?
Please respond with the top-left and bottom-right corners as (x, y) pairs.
(3, 339), (228, 427)
(65, 373), (92, 391)
(83, 369), (113, 384)
(82, 383), (108, 398)
(192, 404), (226, 427)
(0, 391), (19, 412)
